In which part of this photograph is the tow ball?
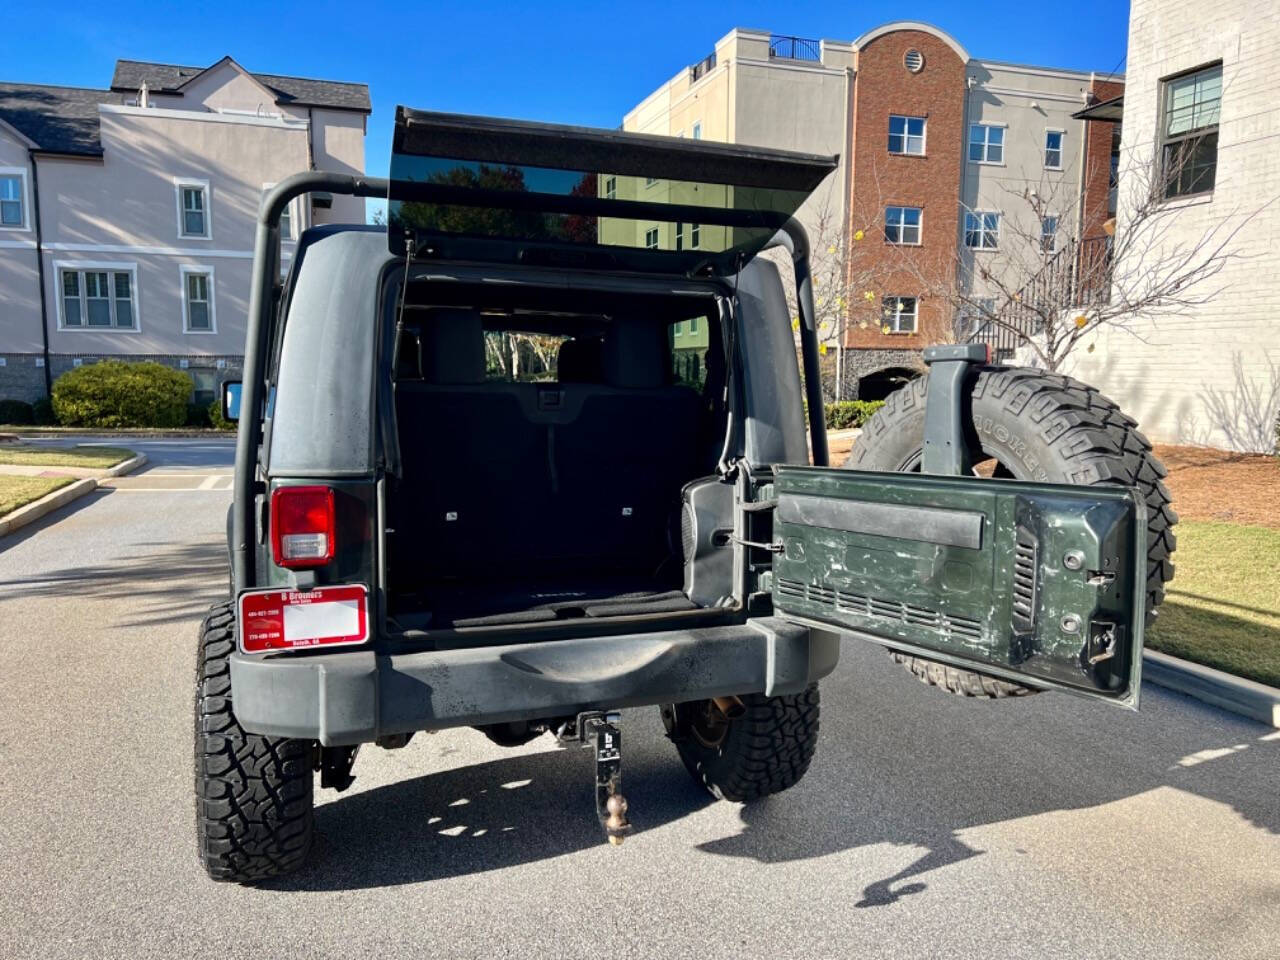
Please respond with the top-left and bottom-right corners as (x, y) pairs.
(556, 711), (632, 845)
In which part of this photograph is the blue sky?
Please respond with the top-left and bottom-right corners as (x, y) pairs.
(3, 0), (1129, 220)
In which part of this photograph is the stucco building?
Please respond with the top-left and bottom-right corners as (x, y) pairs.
(622, 23), (1122, 399)
(0, 57), (369, 404)
(1064, 0), (1279, 452)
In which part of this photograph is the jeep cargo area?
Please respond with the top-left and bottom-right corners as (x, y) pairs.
(196, 107), (1168, 884)
(385, 283), (732, 634)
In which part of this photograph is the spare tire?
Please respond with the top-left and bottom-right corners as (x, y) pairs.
(847, 366), (1177, 698)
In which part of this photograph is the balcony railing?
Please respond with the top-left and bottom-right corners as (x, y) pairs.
(964, 236), (1114, 359)
(689, 52), (717, 82)
(769, 35), (821, 62)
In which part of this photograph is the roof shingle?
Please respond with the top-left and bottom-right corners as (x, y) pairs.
(0, 82), (113, 156)
(111, 59), (371, 112)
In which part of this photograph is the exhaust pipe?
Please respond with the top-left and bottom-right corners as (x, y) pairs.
(712, 695), (746, 720)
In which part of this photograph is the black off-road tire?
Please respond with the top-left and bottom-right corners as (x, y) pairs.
(195, 600), (315, 882)
(848, 367), (1177, 698)
(664, 685), (820, 802)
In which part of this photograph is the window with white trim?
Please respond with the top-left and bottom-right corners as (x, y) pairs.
(964, 211), (1000, 250)
(884, 206), (922, 245)
(1044, 130), (1064, 169)
(691, 122), (702, 140)
(279, 200), (294, 241)
(675, 221), (684, 251)
(604, 175), (616, 200)
(882, 296), (918, 333)
(183, 268), (215, 332)
(968, 123), (1004, 164)
(0, 172), (26, 229)
(1161, 62), (1221, 199)
(888, 115), (926, 156)
(690, 222), (700, 249)
(59, 267), (135, 329)
(1040, 215), (1059, 253)
(176, 180), (209, 238)
(644, 227), (659, 249)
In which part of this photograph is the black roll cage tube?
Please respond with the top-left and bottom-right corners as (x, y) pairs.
(232, 172), (828, 592)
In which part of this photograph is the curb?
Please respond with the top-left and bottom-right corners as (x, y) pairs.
(0, 478), (99, 538)
(103, 453), (148, 477)
(2, 428), (230, 438)
(1144, 649), (1280, 728)
(0, 453), (148, 539)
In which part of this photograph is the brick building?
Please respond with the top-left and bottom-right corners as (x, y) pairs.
(622, 22), (1123, 399)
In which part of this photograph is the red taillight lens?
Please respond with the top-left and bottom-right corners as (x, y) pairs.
(271, 486), (335, 568)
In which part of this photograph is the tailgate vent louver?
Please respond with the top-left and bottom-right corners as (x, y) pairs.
(780, 581), (984, 643)
(1012, 528), (1038, 632)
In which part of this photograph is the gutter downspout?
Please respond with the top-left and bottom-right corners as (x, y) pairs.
(28, 149), (52, 398)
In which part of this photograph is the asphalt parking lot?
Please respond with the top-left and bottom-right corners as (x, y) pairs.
(1, 437), (1276, 959)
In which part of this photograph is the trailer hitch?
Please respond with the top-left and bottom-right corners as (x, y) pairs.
(556, 711), (632, 845)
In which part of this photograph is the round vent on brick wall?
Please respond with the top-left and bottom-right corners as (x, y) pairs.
(904, 49), (925, 73)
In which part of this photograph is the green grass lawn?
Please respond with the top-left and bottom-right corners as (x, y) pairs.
(1147, 521), (1280, 688)
(0, 444), (133, 469)
(0, 475), (75, 517)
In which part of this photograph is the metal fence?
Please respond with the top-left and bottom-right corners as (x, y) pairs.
(689, 52), (717, 82)
(966, 236), (1113, 359)
(769, 35), (821, 62)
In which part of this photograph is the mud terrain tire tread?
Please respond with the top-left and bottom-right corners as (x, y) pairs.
(195, 600), (314, 883)
(673, 685), (820, 802)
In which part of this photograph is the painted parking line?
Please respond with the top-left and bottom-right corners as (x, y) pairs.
(101, 473), (233, 492)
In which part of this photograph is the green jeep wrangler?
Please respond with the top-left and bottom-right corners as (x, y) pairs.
(196, 108), (1175, 882)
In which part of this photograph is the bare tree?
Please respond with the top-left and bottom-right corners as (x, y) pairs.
(890, 142), (1266, 371)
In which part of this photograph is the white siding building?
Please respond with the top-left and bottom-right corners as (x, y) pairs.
(1068, 2), (1280, 452)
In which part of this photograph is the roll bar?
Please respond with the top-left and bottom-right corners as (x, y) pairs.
(232, 174), (828, 590)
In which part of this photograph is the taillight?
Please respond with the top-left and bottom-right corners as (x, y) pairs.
(271, 485), (335, 568)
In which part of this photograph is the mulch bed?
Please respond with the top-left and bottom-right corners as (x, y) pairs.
(1155, 444), (1280, 530)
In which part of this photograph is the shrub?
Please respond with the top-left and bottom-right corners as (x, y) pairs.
(31, 397), (56, 425)
(0, 398), (35, 425)
(186, 402), (212, 428)
(208, 397), (235, 432)
(824, 400), (885, 430)
(51, 361), (193, 428)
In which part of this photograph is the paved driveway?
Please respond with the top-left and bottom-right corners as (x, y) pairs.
(1, 438), (1276, 959)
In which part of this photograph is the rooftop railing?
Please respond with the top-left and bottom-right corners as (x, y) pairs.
(769, 35), (821, 62)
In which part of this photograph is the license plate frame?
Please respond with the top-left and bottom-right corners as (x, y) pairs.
(237, 584), (370, 654)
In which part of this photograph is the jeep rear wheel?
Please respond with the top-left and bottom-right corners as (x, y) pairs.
(847, 367), (1177, 698)
(194, 600), (315, 882)
(662, 685), (820, 802)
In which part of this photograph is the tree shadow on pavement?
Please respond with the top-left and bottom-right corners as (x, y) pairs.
(0, 534), (227, 626)
(274, 645), (1278, 899)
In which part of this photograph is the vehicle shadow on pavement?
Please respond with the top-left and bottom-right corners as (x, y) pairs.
(272, 645), (1278, 898)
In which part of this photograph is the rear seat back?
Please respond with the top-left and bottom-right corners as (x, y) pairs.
(393, 312), (704, 585)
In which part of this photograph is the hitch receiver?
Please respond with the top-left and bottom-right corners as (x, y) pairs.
(558, 711), (632, 845)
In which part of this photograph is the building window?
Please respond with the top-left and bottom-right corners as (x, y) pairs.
(675, 222), (684, 251)
(58, 265), (136, 329)
(1161, 62), (1222, 198)
(690, 223), (700, 248)
(1040, 215), (1058, 253)
(964, 211), (1000, 249)
(279, 200), (294, 241)
(0, 171), (26, 229)
(1044, 130), (1064, 169)
(882, 296), (918, 334)
(644, 227), (659, 249)
(692, 122), (702, 140)
(884, 206), (922, 245)
(888, 115), (926, 156)
(604, 176), (617, 200)
(674, 321), (684, 337)
(968, 123), (1005, 164)
(689, 316), (699, 333)
(175, 179), (210, 238)
(182, 267), (215, 333)
(645, 177), (658, 188)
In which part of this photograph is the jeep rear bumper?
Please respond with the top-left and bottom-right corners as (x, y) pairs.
(229, 617), (840, 746)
